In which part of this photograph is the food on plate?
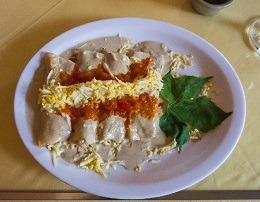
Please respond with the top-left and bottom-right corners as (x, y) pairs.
(37, 35), (232, 176)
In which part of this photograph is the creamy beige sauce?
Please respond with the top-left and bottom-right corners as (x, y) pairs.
(38, 113), (71, 147)
(77, 51), (104, 72)
(30, 35), (189, 175)
(103, 52), (130, 75)
(117, 141), (149, 170)
(70, 119), (98, 144)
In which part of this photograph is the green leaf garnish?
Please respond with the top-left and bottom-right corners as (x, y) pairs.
(159, 72), (232, 152)
(159, 113), (189, 152)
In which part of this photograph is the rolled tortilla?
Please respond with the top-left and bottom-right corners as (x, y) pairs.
(38, 113), (71, 147)
(103, 52), (130, 76)
(44, 52), (75, 83)
(69, 118), (98, 144)
(99, 115), (125, 143)
(77, 50), (104, 72)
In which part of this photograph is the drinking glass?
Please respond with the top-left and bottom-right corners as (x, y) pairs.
(246, 17), (260, 55)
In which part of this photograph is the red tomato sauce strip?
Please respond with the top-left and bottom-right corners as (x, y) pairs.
(59, 58), (153, 86)
(62, 93), (158, 137)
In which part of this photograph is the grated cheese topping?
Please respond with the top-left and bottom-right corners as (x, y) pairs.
(38, 69), (163, 114)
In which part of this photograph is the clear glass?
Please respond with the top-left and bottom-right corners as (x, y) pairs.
(246, 18), (260, 55)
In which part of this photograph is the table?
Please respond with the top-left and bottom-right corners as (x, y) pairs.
(1, 0), (260, 200)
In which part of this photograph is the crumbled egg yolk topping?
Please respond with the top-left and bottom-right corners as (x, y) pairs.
(79, 153), (105, 176)
(39, 69), (162, 114)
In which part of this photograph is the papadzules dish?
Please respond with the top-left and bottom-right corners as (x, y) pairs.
(37, 35), (232, 176)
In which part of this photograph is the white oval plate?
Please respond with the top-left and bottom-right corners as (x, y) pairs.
(14, 18), (246, 199)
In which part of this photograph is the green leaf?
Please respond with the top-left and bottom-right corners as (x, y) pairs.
(159, 113), (180, 137)
(169, 96), (232, 132)
(160, 72), (212, 104)
(159, 72), (176, 104)
(159, 113), (189, 152)
(175, 124), (189, 152)
(159, 73), (232, 151)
